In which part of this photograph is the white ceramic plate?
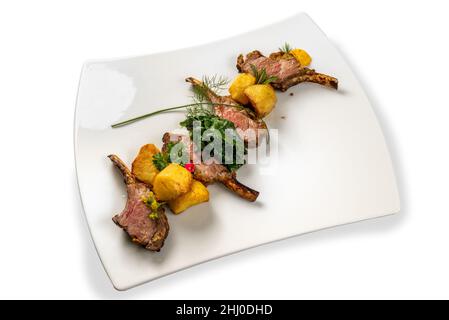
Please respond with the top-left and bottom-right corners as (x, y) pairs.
(75, 13), (400, 290)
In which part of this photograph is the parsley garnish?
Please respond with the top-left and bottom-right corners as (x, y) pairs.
(180, 114), (246, 172)
(152, 141), (187, 171)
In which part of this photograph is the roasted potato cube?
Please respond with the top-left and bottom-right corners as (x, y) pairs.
(131, 144), (160, 186)
(244, 84), (277, 118)
(153, 163), (192, 201)
(168, 180), (209, 214)
(229, 73), (256, 105)
(290, 48), (312, 67)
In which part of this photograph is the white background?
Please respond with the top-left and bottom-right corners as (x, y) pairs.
(0, 0), (448, 299)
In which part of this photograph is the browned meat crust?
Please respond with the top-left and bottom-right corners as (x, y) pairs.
(108, 154), (169, 251)
(237, 50), (338, 91)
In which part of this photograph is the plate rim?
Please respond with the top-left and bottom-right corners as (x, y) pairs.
(74, 12), (400, 291)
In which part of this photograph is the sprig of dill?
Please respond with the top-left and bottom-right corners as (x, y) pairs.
(279, 42), (292, 53)
(191, 75), (229, 103)
(188, 75), (230, 117)
(200, 75), (228, 97)
(250, 64), (278, 85)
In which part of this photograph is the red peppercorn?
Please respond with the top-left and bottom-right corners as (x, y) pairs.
(184, 163), (195, 173)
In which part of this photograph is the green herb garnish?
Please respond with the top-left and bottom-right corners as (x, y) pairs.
(111, 103), (222, 128)
(148, 212), (159, 220)
(152, 141), (187, 171)
(111, 76), (232, 128)
(152, 151), (171, 171)
(192, 75), (229, 103)
(250, 64), (278, 85)
(180, 114), (246, 172)
(142, 192), (164, 220)
(279, 42), (292, 53)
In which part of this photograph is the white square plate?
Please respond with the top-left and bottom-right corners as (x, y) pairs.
(75, 13), (400, 290)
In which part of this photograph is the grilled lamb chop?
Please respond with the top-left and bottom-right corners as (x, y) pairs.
(185, 77), (268, 146)
(109, 154), (169, 251)
(237, 50), (338, 91)
(162, 132), (259, 202)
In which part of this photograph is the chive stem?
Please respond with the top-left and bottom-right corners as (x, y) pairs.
(111, 102), (236, 128)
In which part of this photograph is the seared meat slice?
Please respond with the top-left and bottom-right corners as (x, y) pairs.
(185, 77), (268, 146)
(108, 154), (169, 251)
(237, 50), (338, 91)
(162, 133), (259, 202)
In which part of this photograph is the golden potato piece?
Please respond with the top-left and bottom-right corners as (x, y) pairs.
(168, 180), (209, 214)
(153, 163), (192, 201)
(229, 73), (256, 105)
(244, 84), (277, 118)
(290, 48), (312, 67)
(131, 144), (160, 186)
